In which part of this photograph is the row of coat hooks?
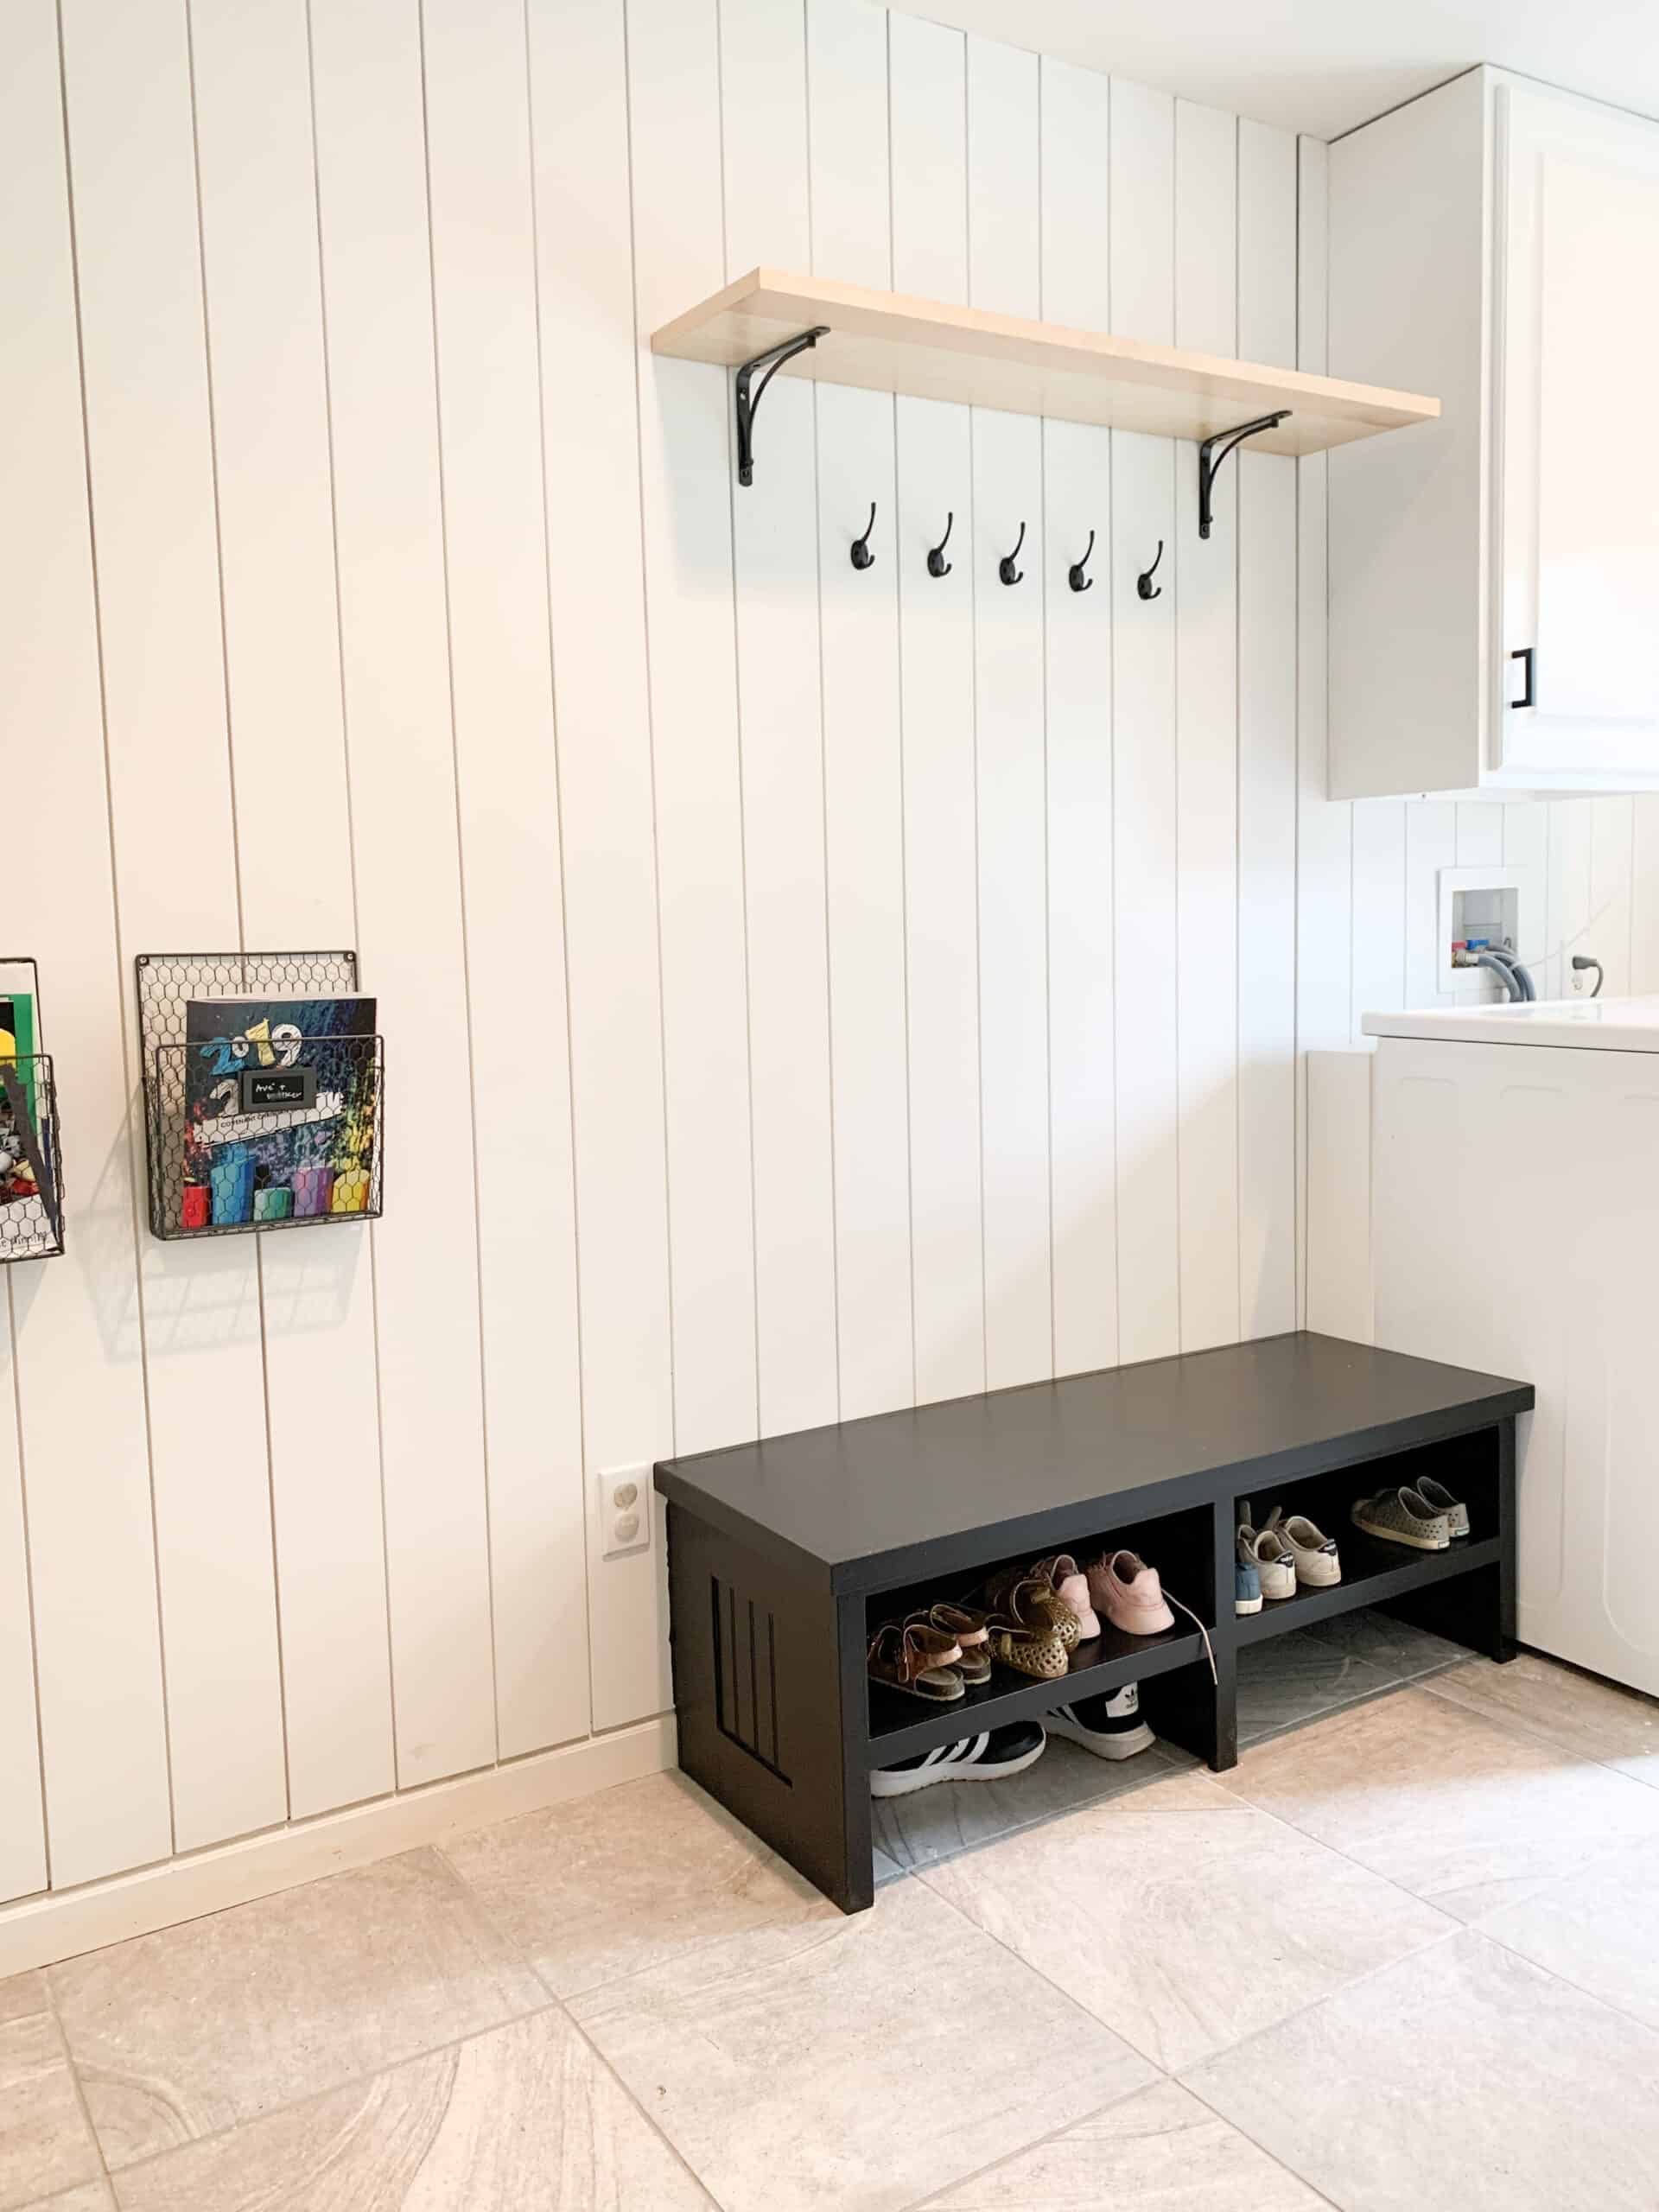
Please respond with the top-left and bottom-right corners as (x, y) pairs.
(847, 505), (1165, 600)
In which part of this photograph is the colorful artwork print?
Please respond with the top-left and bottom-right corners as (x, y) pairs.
(0, 1103), (39, 1209)
(182, 996), (378, 1217)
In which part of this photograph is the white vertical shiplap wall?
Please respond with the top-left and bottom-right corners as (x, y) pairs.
(1041, 61), (1116, 1381)
(3, 0), (1652, 1928)
(1173, 98), (1241, 1355)
(1236, 124), (1300, 1339)
(311, 0), (499, 1793)
(969, 42), (1052, 1392)
(891, 14), (983, 1409)
(1109, 79), (1180, 1365)
(63, 0), (289, 1860)
(2, 0), (169, 1900)
(811, 9), (915, 1424)
(191, 0), (395, 1823)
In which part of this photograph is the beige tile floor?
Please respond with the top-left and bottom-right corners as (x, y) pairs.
(6, 1649), (1659, 2212)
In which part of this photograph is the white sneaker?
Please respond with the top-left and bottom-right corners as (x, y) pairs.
(1266, 1506), (1341, 1588)
(1237, 1513), (1297, 1601)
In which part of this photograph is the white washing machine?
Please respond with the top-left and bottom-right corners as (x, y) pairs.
(1365, 997), (1659, 1697)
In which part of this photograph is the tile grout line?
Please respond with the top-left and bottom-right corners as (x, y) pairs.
(40, 1977), (117, 2202)
(48, 1842), (569, 2190)
(1471, 1910), (1659, 2050)
(888, 2069), (1160, 2212)
(1176, 1912), (1659, 2179)
(912, 1740), (1465, 2080)
(559, 2005), (727, 2209)
(1417, 1670), (1659, 1789)
(63, 1998), (563, 2191)
(437, 1815), (726, 2210)
(429, 1815), (830, 2015)
(1206, 1673), (1659, 1947)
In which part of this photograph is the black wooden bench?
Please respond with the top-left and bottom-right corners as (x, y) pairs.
(655, 1330), (1531, 1912)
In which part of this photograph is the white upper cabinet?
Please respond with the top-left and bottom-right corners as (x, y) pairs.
(1330, 69), (1659, 798)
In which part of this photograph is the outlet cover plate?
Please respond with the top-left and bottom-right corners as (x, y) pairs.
(597, 1462), (652, 1561)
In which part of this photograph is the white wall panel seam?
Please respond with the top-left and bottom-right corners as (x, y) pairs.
(300, 0), (400, 1788)
(1171, 97), (1182, 1351)
(56, 0), (211, 1869)
(186, 0), (291, 1834)
(812, 388), (844, 1421)
(613, 0), (666, 1491)
(521, 0), (598, 1728)
(29, 0), (173, 1878)
(3, 1280), (49, 1889)
(414, 0), (504, 1763)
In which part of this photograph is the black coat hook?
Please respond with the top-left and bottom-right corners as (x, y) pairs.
(999, 520), (1026, 587)
(926, 512), (954, 577)
(1068, 529), (1096, 594)
(1136, 540), (1165, 601)
(850, 502), (877, 571)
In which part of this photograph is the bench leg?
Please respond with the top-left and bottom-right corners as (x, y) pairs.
(1142, 1643), (1236, 1773)
(1142, 1491), (1237, 1770)
(667, 1508), (874, 1914)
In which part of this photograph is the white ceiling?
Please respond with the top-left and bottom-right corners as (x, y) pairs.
(883, 0), (1659, 140)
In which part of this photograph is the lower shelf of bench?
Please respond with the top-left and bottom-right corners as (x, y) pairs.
(1231, 1531), (1501, 1644)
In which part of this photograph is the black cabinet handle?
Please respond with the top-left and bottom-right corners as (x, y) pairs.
(1510, 645), (1535, 709)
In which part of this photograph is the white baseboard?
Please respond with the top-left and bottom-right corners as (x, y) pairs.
(0, 1714), (676, 1977)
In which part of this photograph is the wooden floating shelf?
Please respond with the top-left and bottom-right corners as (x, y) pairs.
(652, 266), (1440, 456)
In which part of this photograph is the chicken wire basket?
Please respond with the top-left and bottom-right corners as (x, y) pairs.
(0, 1054), (65, 1263)
(137, 950), (385, 1241)
(1, 957), (64, 1263)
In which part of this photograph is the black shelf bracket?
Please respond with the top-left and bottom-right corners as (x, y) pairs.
(734, 326), (830, 486)
(1198, 409), (1290, 538)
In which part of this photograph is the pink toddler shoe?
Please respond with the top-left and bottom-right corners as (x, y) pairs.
(1087, 1549), (1177, 1637)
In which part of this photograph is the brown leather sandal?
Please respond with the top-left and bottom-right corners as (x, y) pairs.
(868, 1619), (964, 1701)
(925, 1602), (992, 1683)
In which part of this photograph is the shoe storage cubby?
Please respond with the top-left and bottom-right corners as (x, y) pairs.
(861, 1501), (1218, 1755)
(137, 950), (385, 1242)
(1232, 1424), (1503, 1647)
(657, 1333), (1529, 1915)
(1, 957), (65, 1265)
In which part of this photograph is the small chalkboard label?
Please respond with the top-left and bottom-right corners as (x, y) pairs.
(241, 1066), (317, 1112)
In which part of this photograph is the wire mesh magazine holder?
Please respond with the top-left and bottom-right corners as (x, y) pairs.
(137, 950), (385, 1242)
(0, 956), (66, 1264)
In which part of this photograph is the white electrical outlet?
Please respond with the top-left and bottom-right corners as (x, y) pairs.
(597, 1463), (652, 1561)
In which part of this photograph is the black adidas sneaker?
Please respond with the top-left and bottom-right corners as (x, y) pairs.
(869, 1719), (1046, 1798)
(1045, 1681), (1155, 1761)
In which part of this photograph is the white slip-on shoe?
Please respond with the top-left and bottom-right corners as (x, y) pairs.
(1266, 1506), (1341, 1588)
(1046, 1682), (1155, 1761)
